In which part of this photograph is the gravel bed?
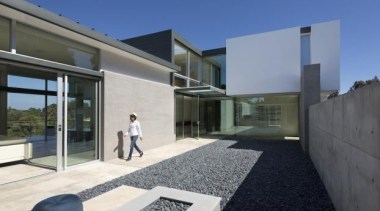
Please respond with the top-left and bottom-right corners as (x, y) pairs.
(78, 139), (334, 210)
(141, 198), (191, 211)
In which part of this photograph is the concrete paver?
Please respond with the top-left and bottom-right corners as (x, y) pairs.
(0, 138), (216, 211)
(83, 186), (147, 211)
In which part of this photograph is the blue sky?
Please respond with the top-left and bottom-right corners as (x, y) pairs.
(27, 0), (380, 93)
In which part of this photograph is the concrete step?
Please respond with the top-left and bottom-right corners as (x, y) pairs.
(83, 185), (147, 211)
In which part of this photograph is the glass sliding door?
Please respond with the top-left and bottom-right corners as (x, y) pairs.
(175, 94), (184, 140)
(0, 67), (58, 169)
(0, 63), (100, 172)
(65, 76), (98, 167)
(183, 96), (192, 138)
(175, 94), (199, 140)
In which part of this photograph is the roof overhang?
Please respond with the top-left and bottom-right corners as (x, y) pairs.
(175, 86), (226, 97)
(0, 0), (179, 73)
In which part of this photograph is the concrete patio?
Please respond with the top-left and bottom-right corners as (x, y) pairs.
(0, 138), (217, 211)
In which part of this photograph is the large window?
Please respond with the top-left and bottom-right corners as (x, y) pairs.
(16, 23), (99, 70)
(203, 56), (223, 88)
(173, 42), (202, 87)
(202, 61), (212, 85)
(174, 43), (187, 76)
(189, 52), (201, 80)
(199, 95), (299, 139)
(0, 16), (10, 51)
(0, 68), (58, 168)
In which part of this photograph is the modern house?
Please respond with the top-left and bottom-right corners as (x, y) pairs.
(124, 21), (340, 140)
(0, 0), (339, 177)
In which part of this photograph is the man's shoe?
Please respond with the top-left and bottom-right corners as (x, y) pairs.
(126, 157), (131, 161)
(140, 152), (143, 157)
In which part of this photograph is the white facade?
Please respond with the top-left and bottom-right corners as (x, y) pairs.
(311, 20), (340, 92)
(226, 20), (340, 96)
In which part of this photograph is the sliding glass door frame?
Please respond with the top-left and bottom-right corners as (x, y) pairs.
(59, 73), (100, 171)
(0, 55), (102, 171)
(56, 73), (64, 171)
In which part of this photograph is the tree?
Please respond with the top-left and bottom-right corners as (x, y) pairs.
(327, 91), (339, 99)
(349, 76), (379, 92)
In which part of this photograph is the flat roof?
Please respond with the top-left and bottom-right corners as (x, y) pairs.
(0, 0), (179, 72)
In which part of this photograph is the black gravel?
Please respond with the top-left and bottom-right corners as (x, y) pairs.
(141, 198), (191, 211)
(78, 139), (334, 210)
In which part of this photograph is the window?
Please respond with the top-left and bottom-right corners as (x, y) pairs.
(0, 16), (10, 51)
(202, 61), (212, 85)
(174, 43), (187, 76)
(189, 52), (201, 80)
(16, 23), (99, 70)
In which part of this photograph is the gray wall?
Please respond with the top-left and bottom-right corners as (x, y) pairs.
(122, 30), (173, 62)
(102, 71), (175, 161)
(309, 83), (380, 211)
(299, 64), (320, 154)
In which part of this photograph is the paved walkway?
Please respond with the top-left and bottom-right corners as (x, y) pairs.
(0, 138), (217, 211)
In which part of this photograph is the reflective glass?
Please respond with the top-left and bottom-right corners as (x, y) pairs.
(174, 43), (187, 76)
(202, 61), (212, 85)
(174, 77), (187, 87)
(0, 16), (10, 51)
(212, 65), (221, 88)
(176, 94), (184, 140)
(16, 23), (99, 70)
(199, 95), (299, 139)
(189, 52), (201, 80)
(8, 75), (45, 90)
(66, 76), (98, 166)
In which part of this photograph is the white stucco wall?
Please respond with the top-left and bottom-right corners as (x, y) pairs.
(311, 20), (340, 91)
(226, 27), (301, 96)
(226, 20), (340, 96)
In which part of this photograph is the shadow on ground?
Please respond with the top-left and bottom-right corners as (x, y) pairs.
(223, 138), (334, 210)
(78, 138), (334, 211)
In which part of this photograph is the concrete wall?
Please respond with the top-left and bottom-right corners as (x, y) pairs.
(102, 71), (175, 161)
(299, 64), (320, 154)
(309, 83), (380, 211)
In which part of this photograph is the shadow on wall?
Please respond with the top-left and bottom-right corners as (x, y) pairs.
(223, 139), (335, 210)
(114, 131), (124, 158)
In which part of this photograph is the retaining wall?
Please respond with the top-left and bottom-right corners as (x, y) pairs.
(309, 82), (380, 211)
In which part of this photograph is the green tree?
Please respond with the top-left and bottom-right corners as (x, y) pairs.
(349, 76), (379, 92)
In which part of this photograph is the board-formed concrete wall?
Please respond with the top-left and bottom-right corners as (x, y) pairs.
(309, 83), (380, 211)
(102, 71), (175, 161)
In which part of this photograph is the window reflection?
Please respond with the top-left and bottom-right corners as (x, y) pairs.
(203, 61), (212, 85)
(16, 23), (99, 70)
(199, 95), (299, 139)
(0, 16), (10, 51)
(189, 52), (201, 80)
(174, 44), (187, 76)
(8, 75), (45, 90)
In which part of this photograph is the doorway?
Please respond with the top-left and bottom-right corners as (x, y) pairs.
(175, 94), (199, 140)
(0, 63), (99, 175)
